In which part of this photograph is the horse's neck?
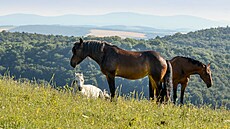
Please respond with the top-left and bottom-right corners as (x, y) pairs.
(85, 42), (105, 65)
(73, 81), (83, 92)
(182, 64), (203, 77)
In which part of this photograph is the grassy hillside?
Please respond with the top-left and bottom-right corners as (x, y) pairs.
(0, 76), (229, 128)
(0, 27), (229, 109)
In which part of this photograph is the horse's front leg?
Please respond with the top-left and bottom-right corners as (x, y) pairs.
(180, 83), (188, 104)
(106, 75), (116, 101)
(180, 78), (189, 104)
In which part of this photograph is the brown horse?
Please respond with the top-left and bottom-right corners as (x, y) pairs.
(70, 38), (173, 102)
(170, 56), (213, 104)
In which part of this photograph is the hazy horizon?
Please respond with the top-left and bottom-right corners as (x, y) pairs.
(0, 0), (229, 22)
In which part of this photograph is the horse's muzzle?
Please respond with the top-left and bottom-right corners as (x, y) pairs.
(70, 61), (77, 68)
(207, 84), (212, 88)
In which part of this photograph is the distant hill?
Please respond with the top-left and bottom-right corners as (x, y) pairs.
(8, 25), (178, 39)
(0, 25), (15, 32)
(0, 12), (229, 30)
(9, 25), (91, 37)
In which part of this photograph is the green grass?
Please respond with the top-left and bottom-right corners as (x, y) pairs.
(0, 77), (229, 129)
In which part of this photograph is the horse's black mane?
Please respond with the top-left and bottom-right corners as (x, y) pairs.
(173, 56), (203, 67)
(84, 40), (112, 46)
(82, 40), (116, 53)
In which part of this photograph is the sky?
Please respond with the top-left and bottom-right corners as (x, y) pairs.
(0, 0), (229, 21)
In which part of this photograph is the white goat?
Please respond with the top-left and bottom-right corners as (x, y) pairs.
(71, 73), (109, 99)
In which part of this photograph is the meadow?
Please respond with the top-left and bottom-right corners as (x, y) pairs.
(0, 76), (229, 129)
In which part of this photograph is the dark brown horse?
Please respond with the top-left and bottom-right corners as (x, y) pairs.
(170, 56), (213, 104)
(70, 38), (173, 102)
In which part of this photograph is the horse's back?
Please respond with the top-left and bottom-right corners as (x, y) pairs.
(112, 50), (167, 80)
(115, 52), (149, 79)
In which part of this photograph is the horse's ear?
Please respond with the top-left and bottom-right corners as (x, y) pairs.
(79, 38), (84, 48)
(80, 38), (83, 44)
(75, 73), (80, 76)
(207, 63), (211, 68)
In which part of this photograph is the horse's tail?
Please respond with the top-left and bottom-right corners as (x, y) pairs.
(163, 60), (173, 102)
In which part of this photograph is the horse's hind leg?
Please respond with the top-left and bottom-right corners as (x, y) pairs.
(160, 82), (166, 103)
(156, 82), (163, 103)
(149, 75), (163, 103)
(173, 83), (178, 104)
(149, 76), (159, 101)
(148, 79), (154, 100)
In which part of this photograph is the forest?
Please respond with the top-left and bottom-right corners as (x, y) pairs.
(0, 27), (229, 108)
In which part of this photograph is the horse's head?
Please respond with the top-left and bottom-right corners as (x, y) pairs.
(70, 38), (87, 68)
(200, 63), (213, 88)
(74, 72), (84, 87)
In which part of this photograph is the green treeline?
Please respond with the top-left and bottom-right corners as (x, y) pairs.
(0, 27), (229, 108)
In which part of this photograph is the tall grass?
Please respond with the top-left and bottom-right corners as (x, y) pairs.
(0, 76), (229, 128)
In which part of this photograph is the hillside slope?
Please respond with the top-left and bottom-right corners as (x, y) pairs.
(0, 77), (229, 128)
